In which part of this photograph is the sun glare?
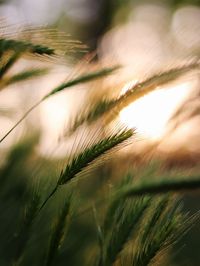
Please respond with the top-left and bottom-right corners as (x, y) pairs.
(119, 81), (193, 140)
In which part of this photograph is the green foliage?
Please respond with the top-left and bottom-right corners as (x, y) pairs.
(94, 176), (195, 266)
(45, 193), (73, 266)
(100, 195), (151, 266)
(128, 198), (187, 266)
(0, 27), (199, 266)
(13, 191), (41, 266)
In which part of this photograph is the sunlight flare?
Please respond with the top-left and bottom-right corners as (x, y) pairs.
(119, 81), (193, 140)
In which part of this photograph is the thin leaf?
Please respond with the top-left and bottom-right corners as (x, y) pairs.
(101, 197), (151, 266)
(106, 61), (200, 122)
(103, 174), (133, 235)
(0, 38), (55, 56)
(45, 195), (72, 266)
(120, 175), (200, 198)
(68, 61), (200, 133)
(42, 66), (120, 99)
(132, 200), (189, 266)
(0, 68), (49, 89)
(13, 192), (41, 266)
(0, 52), (21, 79)
(140, 196), (170, 244)
(0, 66), (119, 143)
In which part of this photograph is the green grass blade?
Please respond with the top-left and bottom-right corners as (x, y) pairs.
(13, 192), (41, 266)
(67, 99), (115, 135)
(103, 174), (133, 236)
(0, 100), (42, 143)
(132, 200), (189, 266)
(109, 61), (200, 117)
(0, 52), (21, 79)
(0, 38), (55, 56)
(42, 66), (120, 99)
(1, 68), (49, 88)
(58, 129), (133, 185)
(39, 129), (133, 213)
(120, 175), (200, 198)
(140, 196), (170, 245)
(0, 66), (119, 143)
(68, 61), (200, 132)
(45, 196), (72, 266)
(101, 197), (151, 266)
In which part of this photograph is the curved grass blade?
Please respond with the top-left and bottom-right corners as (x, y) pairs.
(101, 197), (151, 266)
(0, 38), (55, 59)
(0, 66), (119, 143)
(38, 128), (133, 212)
(120, 175), (200, 198)
(68, 61), (200, 133)
(74, 172), (200, 224)
(58, 128), (133, 185)
(42, 66), (120, 100)
(0, 100), (42, 143)
(131, 200), (190, 266)
(0, 51), (21, 79)
(93, 205), (104, 266)
(105, 61), (200, 122)
(0, 68), (49, 89)
(103, 174), (133, 236)
(97, 175), (134, 266)
(13, 192), (41, 266)
(45, 195), (72, 266)
(140, 196), (170, 245)
(67, 99), (115, 135)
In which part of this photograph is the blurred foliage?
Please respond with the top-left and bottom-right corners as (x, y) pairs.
(0, 1), (200, 266)
(169, 0), (200, 7)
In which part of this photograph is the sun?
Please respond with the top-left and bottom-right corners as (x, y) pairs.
(119, 81), (193, 140)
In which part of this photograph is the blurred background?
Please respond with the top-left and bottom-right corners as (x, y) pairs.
(1, 0), (200, 155)
(0, 0), (200, 265)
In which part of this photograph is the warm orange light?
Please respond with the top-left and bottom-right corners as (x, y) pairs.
(119, 81), (193, 140)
